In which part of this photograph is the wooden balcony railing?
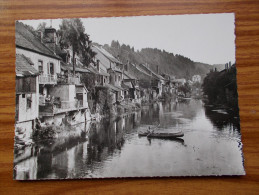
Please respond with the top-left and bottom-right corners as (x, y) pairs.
(39, 74), (57, 85)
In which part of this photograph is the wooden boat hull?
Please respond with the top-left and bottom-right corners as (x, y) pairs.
(138, 131), (184, 138)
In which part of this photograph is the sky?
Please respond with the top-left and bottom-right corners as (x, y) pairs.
(20, 13), (235, 65)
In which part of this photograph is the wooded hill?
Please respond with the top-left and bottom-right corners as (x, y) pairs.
(103, 41), (221, 79)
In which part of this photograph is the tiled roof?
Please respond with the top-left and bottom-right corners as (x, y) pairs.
(92, 45), (122, 65)
(16, 54), (39, 76)
(61, 62), (90, 73)
(123, 71), (137, 80)
(15, 22), (61, 60)
(137, 63), (164, 80)
(87, 64), (110, 76)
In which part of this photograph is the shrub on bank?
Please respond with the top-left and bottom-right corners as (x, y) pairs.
(33, 125), (56, 140)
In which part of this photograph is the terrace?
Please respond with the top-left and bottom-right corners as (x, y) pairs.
(39, 97), (86, 117)
(39, 74), (57, 85)
(57, 74), (81, 85)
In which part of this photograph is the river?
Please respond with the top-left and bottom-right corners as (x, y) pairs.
(14, 99), (245, 180)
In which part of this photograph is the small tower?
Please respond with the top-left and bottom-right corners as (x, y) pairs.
(44, 27), (58, 54)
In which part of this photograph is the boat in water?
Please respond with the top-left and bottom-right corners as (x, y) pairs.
(138, 131), (184, 139)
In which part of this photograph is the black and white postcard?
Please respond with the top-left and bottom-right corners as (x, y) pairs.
(14, 13), (245, 180)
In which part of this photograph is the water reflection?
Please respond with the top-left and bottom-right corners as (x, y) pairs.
(14, 99), (245, 180)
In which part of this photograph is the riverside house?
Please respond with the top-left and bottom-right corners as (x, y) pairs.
(122, 70), (141, 103)
(91, 45), (125, 103)
(15, 54), (39, 142)
(16, 22), (90, 130)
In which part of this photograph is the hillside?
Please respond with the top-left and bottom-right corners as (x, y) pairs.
(103, 41), (215, 79)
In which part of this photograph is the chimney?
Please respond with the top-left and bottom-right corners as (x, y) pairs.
(96, 60), (100, 72)
(37, 31), (43, 43)
(44, 28), (57, 54)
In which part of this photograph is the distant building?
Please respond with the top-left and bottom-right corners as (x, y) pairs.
(192, 75), (201, 83)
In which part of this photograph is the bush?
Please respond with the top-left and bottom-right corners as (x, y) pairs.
(33, 125), (56, 140)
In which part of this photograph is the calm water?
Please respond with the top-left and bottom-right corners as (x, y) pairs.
(14, 99), (245, 180)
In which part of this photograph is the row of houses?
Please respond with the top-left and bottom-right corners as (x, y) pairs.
(15, 22), (201, 142)
(15, 22), (142, 142)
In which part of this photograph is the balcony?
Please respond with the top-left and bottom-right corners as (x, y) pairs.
(39, 74), (57, 85)
(39, 99), (87, 117)
(68, 75), (81, 85)
(57, 74), (81, 85)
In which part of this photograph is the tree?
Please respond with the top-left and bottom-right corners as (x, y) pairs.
(178, 83), (191, 97)
(202, 64), (238, 109)
(37, 22), (47, 32)
(58, 19), (95, 75)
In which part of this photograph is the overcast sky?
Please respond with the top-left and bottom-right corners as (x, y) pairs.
(20, 13), (235, 65)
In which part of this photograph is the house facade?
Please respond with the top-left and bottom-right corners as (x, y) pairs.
(91, 45), (125, 102)
(16, 22), (90, 130)
(15, 54), (39, 141)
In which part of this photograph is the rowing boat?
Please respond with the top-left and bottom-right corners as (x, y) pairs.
(138, 131), (184, 138)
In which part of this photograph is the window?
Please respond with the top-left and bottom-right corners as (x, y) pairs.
(50, 63), (54, 75)
(38, 60), (43, 73)
(26, 95), (32, 110)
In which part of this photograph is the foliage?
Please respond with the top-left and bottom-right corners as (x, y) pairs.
(33, 126), (56, 140)
(58, 19), (96, 74)
(95, 88), (115, 116)
(202, 65), (238, 109)
(178, 83), (191, 97)
(103, 40), (213, 79)
(80, 73), (97, 92)
(37, 22), (47, 32)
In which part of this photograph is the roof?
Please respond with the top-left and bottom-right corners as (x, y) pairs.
(61, 62), (90, 73)
(105, 83), (122, 92)
(87, 64), (110, 76)
(137, 63), (165, 80)
(152, 72), (164, 80)
(16, 54), (39, 76)
(121, 83), (131, 89)
(99, 69), (110, 76)
(123, 71), (137, 80)
(15, 22), (61, 60)
(92, 45), (122, 65)
(107, 66), (122, 73)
